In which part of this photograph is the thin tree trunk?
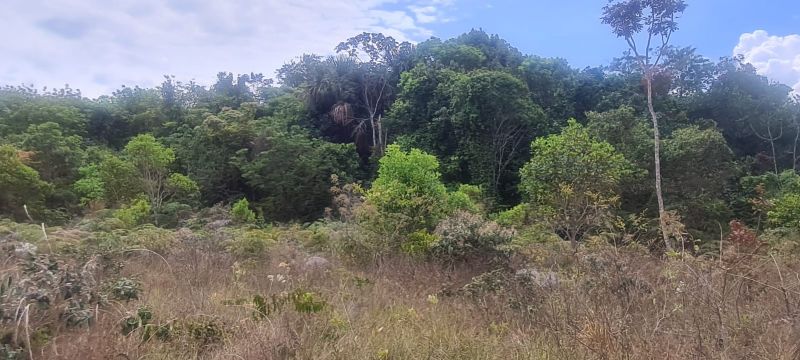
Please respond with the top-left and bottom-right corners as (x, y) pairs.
(646, 73), (673, 252)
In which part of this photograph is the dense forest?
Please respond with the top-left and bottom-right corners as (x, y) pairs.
(3, 28), (799, 248)
(2, 1), (800, 358)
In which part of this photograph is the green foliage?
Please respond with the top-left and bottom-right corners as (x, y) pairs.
(401, 230), (439, 257)
(122, 306), (154, 336)
(432, 211), (515, 260)
(231, 198), (257, 224)
(19, 122), (86, 184)
(114, 198), (152, 228)
(226, 228), (277, 258)
(520, 120), (631, 244)
(493, 204), (533, 228)
(768, 194), (800, 229)
(238, 130), (360, 222)
(108, 277), (142, 301)
(662, 125), (736, 229)
(166, 173), (200, 205)
(366, 144), (450, 232)
(125, 225), (177, 253)
(447, 184), (483, 213)
(124, 134), (175, 171)
(290, 290), (327, 314)
(0, 145), (52, 220)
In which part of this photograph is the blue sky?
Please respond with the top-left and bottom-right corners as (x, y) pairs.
(1, 0), (798, 97)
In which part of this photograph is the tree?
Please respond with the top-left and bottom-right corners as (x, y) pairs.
(237, 130), (360, 222)
(0, 145), (51, 220)
(602, 0), (688, 252)
(520, 120), (631, 248)
(662, 126), (736, 230)
(447, 70), (546, 203)
(123, 134), (196, 224)
(386, 66), (546, 206)
(20, 122), (86, 184)
(366, 144), (451, 232)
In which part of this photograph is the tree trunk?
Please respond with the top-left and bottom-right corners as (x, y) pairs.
(646, 73), (673, 252)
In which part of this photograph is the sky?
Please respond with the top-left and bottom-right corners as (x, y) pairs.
(1, 0), (798, 98)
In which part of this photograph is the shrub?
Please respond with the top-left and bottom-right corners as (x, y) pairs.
(125, 225), (176, 253)
(114, 198), (151, 228)
(366, 144), (450, 233)
(519, 120), (630, 246)
(225, 228), (277, 258)
(432, 211), (515, 260)
(108, 277), (142, 301)
(401, 230), (439, 257)
(447, 184), (482, 213)
(768, 193), (800, 229)
(231, 198), (257, 224)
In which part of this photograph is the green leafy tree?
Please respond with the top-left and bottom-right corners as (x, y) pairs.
(662, 126), (736, 229)
(366, 144), (451, 232)
(123, 134), (196, 224)
(20, 122), (86, 184)
(0, 145), (52, 220)
(237, 130), (360, 222)
(520, 120), (631, 247)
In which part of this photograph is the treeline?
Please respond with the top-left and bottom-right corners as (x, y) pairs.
(2, 28), (799, 250)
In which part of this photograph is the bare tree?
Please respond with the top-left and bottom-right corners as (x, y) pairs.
(602, 0), (688, 252)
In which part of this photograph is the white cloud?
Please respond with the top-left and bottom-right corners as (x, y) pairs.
(0, 0), (456, 98)
(734, 30), (800, 94)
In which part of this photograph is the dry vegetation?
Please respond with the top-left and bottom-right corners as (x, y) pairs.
(1, 212), (799, 360)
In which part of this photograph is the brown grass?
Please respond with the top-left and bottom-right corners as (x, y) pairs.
(3, 224), (800, 359)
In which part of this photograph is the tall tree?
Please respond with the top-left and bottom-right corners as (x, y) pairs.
(602, 0), (687, 252)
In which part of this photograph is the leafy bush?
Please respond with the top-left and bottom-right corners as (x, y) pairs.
(432, 211), (515, 260)
(290, 290), (326, 313)
(231, 198), (257, 224)
(225, 228), (277, 258)
(519, 120), (630, 246)
(108, 277), (142, 301)
(768, 193), (800, 229)
(114, 198), (151, 228)
(401, 230), (439, 257)
(125, 225), (176, 253)
(366, 145), (450, 233)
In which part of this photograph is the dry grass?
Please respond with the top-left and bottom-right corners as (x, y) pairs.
(2, 222), (800, 359)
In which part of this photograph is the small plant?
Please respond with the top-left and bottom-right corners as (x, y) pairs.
(187, 318), (225, 346)
(231, 198), (257, 224)
(108, 277), (142, 301)
(122, 306), (153, 336)
(290, 290), (326, 314)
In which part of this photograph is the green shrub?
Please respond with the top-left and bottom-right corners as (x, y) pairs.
(493, 204), (533, 227)
(226, 228), (277, 257)
(114, 198), (151, 228)
(290, 290), (326, 313)
(124, 225), (176, 253)
(366, 145), (450, 233)
(108, 277), (142, 301)
(768, 193), (800, 229)
(122, 307), (153, 336)
(432, 211), (515, 260)
(401, 230), (439, 257)
(231, 198), (257, 224)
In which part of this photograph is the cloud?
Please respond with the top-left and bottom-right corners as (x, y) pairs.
(0, 0), (456, 98)
(734, 30), (800, 94)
